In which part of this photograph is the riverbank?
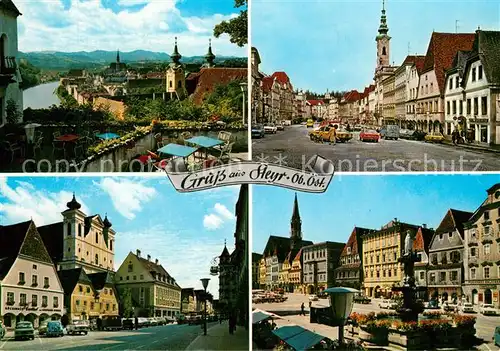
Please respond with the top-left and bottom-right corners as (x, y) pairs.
(23, 81), (61, 109)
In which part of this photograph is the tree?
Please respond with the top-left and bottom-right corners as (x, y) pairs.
(5, 99), (21, 124)
(120, 288), (134, 318)
(213, 0), (247, 47)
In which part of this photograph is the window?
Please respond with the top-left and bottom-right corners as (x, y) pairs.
(20, 293), (27, 305)
(44, 277), (49, 288)
(120, 276), (123, 281)
(79, 285), (83, 293)
(485, 226), (491, 235)
(169, 80), (172, 88)
(430, 273), (435, 283)
(31, 275), (38, 287)
(86, 287), (91, 293)
(83, 301), (87, 306)
(7, 292), (14, 305)
(452, 100), (456, 114)
(67, 222), (71, 236)
(455, 76), (459, 88)
(470, 247), (476, 257)
(90, 302), (95, 310)
(485, 211), (490, 220)
(459, 100), (463, 115)
(474, 97), (479, 115)
(78, 224), (82, 236)
(393, 253), (397, 261)
(376, 271), (380, 278)
(42, 296), (48, 307)
(106, 303), (110, 311)
(133, 275), (137, 280)
(382, 46), (386, 55)
(376, 255), (380, 263)
(472, 67), (476, 82)
(484, 244), (491, 255)
(447, 101), (450, 114)
(419, 271), (424, 280)
(484, 266), (490, 278)
(467, 99), (471, 114)
(18, 272), (25, 285)
(110, 240), (113, 251)
(33, 264), (37, 270)
(451, 271), (458, 281)
(53, 296), (59, 308)
(95, 254), (99, 265)
(177, 80), (182, 88)
(32, 295), (37, 307)
(388, 270), (391, 277)
(430, 83), (433, 93)
(449, 79), (453, 90)
(128, 264), (133, 272)
(431, 254), (438, 265)
(140, 274), (144, 280)
(470, 268), (476, 279)
(481, 96), (488, 115)
(440, 272), (446, 282)
(76, 299), (80, 306)
(478, 65), (483, 80)
(96, 232), (99, 244)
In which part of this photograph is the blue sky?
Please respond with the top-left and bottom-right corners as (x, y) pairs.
(15, 0), (246, 56)
(253, 174), (500, 254)
(0, 176), (241, 298)
(252, 0), (500, 93)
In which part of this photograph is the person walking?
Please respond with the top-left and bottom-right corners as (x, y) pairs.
(329, 125), (337, 145)
(134, 316), (138, 330)
(300, 302), (305, 316)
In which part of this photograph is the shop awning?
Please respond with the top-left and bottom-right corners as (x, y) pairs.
(272, 325), (326, 351)
(252, 311), (272, 324)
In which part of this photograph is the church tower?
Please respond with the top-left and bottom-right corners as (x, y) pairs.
(203, 39), (216, 68)
(290, 193), (302, 250)
(375, 0), (391, 72)
(166, 37), (187, 100)
(116, 50), (120, 64)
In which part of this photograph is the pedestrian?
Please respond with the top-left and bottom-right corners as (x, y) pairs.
(329, 125), (337, 145)
(134, 316), (138, 330)
(300, 302), (305, 316)
(309, 300), (312, 310)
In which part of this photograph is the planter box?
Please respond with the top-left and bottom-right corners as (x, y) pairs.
(359, 327), (388, 346)
(388, 330), (429, 350)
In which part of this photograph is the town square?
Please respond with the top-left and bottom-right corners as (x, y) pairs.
(0, 177), (248, 350)
(252, 175), (500, 349)
(251, 0), (500, 172)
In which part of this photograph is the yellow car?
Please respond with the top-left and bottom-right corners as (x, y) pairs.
(336, 128), (353, 143)
(306, 119), (314, 128)
(309, 126), (353, 143)
(425, 131), (445, 143)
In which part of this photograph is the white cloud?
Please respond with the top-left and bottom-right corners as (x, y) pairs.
(116, 225), (229, 298)
(0, 177), (90, 226)
(203, 213), (224, 230)
(95, 178), (156, 219)
(14, 0), (246, 56)
(203, 202), (235, 230)
(214, 203), (234, 220)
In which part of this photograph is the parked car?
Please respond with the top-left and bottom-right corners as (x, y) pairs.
(101, 316), (123, 331)
(276, 123), (285, 131)
(306, 119), (314, 128)
(176, 315), (187, 325)
(425, 131), (445, 143)
(494, 326), (500, 346)
(309, 294), (319, 301)
(480, 303), (498, 316)
(380, 125), (400, 140)
(442, 302), (457, 312)
(359, 129), (380, 142)
(336, 128), (353, 143)
(354, 295), (372, 304)
(137, 317), (149, 328)
(122, 318), (135, 330)
(399, 129), (413, 139)
(412, 130), (428, 141)
(46, 321), (64, 337)
(67, 320), (89, 335)
(38, 320), (49, 336)
(264, 124), (277, 134)
(15, 321), (35, 340)
(0, 321), (5, 340)
(251, 124), (265, 139)
(460, 302), (475, 313)
(379, 300), (397, 309)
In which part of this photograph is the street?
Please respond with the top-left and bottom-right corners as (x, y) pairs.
(252, 125), (500, 172)
(0, 322), (218, 350)
(254, 293), (499, 350)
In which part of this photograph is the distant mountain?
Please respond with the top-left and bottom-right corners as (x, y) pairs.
(18, 50), (244, 70)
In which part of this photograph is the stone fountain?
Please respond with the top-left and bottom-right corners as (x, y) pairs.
(391, 230), (426, 322)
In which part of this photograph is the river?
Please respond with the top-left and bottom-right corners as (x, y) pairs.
(23, 81), (60, 109)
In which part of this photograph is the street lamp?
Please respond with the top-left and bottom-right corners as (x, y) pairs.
(200, 278), (210, 336)
(240, 83), (248, 125)
(324, 287), (359, 345)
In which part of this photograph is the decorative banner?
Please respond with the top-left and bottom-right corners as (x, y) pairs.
(164, 155), (334, 193)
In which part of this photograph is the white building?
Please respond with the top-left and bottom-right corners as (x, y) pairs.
(444, 51), (470, 136)
(0, 0), (23, 126)
(395, 55), (425, 129)
(406, 60), (424, 127)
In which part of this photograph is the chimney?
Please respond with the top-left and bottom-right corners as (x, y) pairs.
(136, 250), (141, 257)
(147, 254), (151, 261)
(155, 259), (159, 265)
(423, 224), (427, 229)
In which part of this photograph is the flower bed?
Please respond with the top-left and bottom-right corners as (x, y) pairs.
(358, 319), (391, 346)
(389, 321), (429, 350)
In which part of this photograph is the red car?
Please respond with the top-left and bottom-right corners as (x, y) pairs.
(360, 129), (380, 142)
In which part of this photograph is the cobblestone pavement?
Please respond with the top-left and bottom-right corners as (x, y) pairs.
(252, 125), (500, 172)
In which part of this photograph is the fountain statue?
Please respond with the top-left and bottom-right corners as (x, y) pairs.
(392, 230), (426, 322)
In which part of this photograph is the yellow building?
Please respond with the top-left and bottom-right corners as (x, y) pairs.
(259, 257), (267, 289)
(166, 38), (186, 100)
(58, 268), (98, 321)
(181, 288), (196, 314)
(362, 220), (419, 298)
(115, 250), (181, 318)
(289, 249), (303, 293)
(88, 272), (119, 318)
(279, 254), (291, 291)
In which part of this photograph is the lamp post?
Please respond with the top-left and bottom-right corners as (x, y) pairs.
(200, 278), (210, 336)
(324, 287), (358, 345)
(240, 83), (248, 125)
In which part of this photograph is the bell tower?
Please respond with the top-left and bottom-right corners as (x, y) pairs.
(290, 193), (302, 250)
(166, 37), (187, 100)
(375, 0), (391, 71)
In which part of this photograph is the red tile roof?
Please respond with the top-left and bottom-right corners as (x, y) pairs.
(186, 68), (247, 104)
(306, 99), (324, 106)
(422, 32), (475, 95)
(343, 90), (361, 102)
(271, 71), (290, 85)
(341, 228), (358, 256)
(145, 72), (165, 79)
(414, 227), (434, 252)
(435, 208), (473, 238)
(262, 76), (274, 93)
(293, 248), (303, 261)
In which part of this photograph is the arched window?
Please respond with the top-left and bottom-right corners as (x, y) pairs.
(78, 224), (82, 237)
(67, 222), (71, 236)
(169, 80), (172, 88)
(382, 46), (386, 55)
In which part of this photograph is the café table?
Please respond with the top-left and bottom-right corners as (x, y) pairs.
(56, 134), (79, 143)
(96, 133), (120, 140)
(185, 136), (224, 158)
(157, 143), (198, 158)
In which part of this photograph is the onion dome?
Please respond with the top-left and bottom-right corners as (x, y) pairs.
(171, 37), (182, 64)
(103, 214), (112, 228)
(67, 193), (81, 210)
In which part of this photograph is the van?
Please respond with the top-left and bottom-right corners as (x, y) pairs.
(380, 125), (400, 140)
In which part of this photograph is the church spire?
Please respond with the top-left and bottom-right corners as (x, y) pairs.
(171, 37), (182, 65)
(205, 38), (216, 67)
(377, 0), (389, 37)
(116, 50), (120, 63)
(290, 193), (302, 249)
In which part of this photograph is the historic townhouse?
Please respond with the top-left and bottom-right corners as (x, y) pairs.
(382, 74), (396, 124)
(362, 219), (420, 298)
(339, 90), (361, 123)
(394, 55), (425, 129)
(39, 195), (116, 274)
(405, 57), (425, 126)
(271, 71), (294, 122)
(413, 226), (434, 296)
(334, 227), (373, 290)
(259, 256), (266, 289)
(279, 252), (292, 292)
(427, 209), (472, 303)
(289, 249), (303, 293)
(302, 241), (344, 294)
(88, 272), (119, 318)
(293, 90), (307, 121)
(444, 51), (470, 136)
(181, 288), (196, 314)
(0, 0), (23, 126)
(416, 32), (475, 134)
(115, 250), (181, 318)
(306, 100), (326, 119)
(323, 92), (339, 121)
(460, 30), (500, 145)
(368, 85), (377, 125)
(0, 221), (64, 328)
(251, 47), (264, 124)
(58, 268), (98, 321)
(463, 183), (500, 307)
(262, 76), (280, 123)
(252, 253), (262, 289)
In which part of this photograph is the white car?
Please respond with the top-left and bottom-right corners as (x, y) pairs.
(480, 303), (498, 316)
(264, 124), (277, 134)
(460, 302), (474, 313)
(379, 299), (397, 309)
(309, 294), (318, 301)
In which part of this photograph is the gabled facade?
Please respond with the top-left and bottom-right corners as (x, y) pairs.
(181, 288), (196, 314)
(306, 99), (326, 119)
(394, 55), (425, 129)
(289, 249), (303, 293)
(262, 76), (280, 123)
(271, 71), (294, 122)
(88, 272), (119, 318)
(0, 0), (23, 127)
(58, 268), (98, 321)
(302, 241), (345, 294)
(412, 226), (435, 299)
(444, 51), (470, 136)
(463, 183), (500, 307)
(406, 57), (425, 125)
